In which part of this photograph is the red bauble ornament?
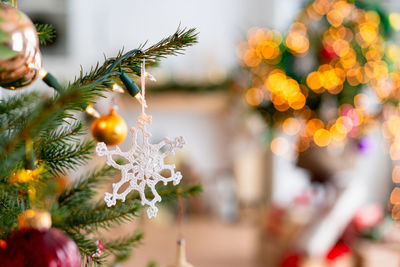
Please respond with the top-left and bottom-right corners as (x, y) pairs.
(0, 228), (81, 267)
(319, 44), (337, 62)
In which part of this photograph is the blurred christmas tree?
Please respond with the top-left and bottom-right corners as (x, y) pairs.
(239, 0), (400, 153)
(0, 2), (201, 266)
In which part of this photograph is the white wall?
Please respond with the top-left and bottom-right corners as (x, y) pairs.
(20, 0), (292, 82)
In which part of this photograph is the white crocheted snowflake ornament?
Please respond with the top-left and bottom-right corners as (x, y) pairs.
(96, 60), (185, 219)
(96, 114), (185, 218)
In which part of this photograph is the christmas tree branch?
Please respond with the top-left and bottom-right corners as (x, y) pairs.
(64, 198), (141, 232)
(0, 184), (30, 230)
(0, 85), (103, 165)
(139, 27), (199, 63)
(101, 231), (143, 260)
(0, 92), (40, 131)
(57, 166), (116, 209)
(40, 139), (94, 175)
(70, 27), (198, 93)
(57, 184), (201, 234)
(0, 24), (201, 266)
(35, 23), (56, 45)
(64, 229), (99, 261)
(145, 183), (203, 201)
(41, 121), (85, 146)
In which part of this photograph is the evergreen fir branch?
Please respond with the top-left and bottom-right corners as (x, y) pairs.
(64, 198), (141, 232)
(40, 139), (94, 175)
(0, 145), (26, 183)
(127, 183), (203, 203)
(0, 85), (103, 165)
(0, 184), (30, 230)
(0, 92), (40, 131)
(57, 166), (116, 209)
(40, 121), (85, 146)
(0, 25), (201, 265)
(139, 27), (198, 64)
(70, 27), (198, 92)
(0, 92), (39, 114)
(35, 23), (56, 45)
(64, 229), (100, 262)
(59, 184), (201, 233)
(101, 231), (143, 260)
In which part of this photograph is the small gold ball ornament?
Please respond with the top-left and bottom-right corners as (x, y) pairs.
(91, 108), (128, 146)
(0, 3), (41, 89)
(18, 209), (52, 230)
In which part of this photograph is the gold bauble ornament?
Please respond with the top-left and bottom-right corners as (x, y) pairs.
(0, 3), (41, 89)
(91, 108), (128, 146)
(18, 209), (52, 230)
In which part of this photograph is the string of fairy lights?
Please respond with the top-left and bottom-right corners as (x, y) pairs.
(238, 0), (400, 218)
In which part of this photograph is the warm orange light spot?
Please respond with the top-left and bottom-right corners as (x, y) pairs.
(286, 32), (309, 55)
(391, 187), (400, 204)
(112, 83), (125, 93)
(347, 68), (363, 86)
(288, 93), (306, 110)
(290, 22), (308, 33)
(271, 94), (286, 106)
(38, 69), (48, 78)
(85, 105), (101, 118)
(270, 137), (289, 155)
(387, 45), (400, 62)
(333, 39), (350, 57)
(392, 204), (400, 220)
(260, 41), (280, 59)
(387, 116), (400, 135)
(266, 71), (286, 90)
(390, 143), (400, 160)
(245, 88), (264, 106)
(354, 93), (368, 110)
(274, 102), (290, 112)
(25, 209), (36, 218)
(312, 0), (331, 16)
(340, 50), (357, 69)
(243, 49), (261, 67)
(330, 123), (347, 141)
(336, 116), (354, 132)
(295, 137), (310, 153)
(247, 28), (268, 47)
(306, 72), (322, 91)
(365, 11), (381, 25)
(317, 65), (345, 91)
(359, 24), (378, 44)
(282, 118), (301, 136)
(313, 129), (331, 147)
(327, 9), (343, 27)
(393, 166), (400, 183)
(306, 119), (324, 136)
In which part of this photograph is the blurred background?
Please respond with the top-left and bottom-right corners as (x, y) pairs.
(8, 0), (400, 266)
